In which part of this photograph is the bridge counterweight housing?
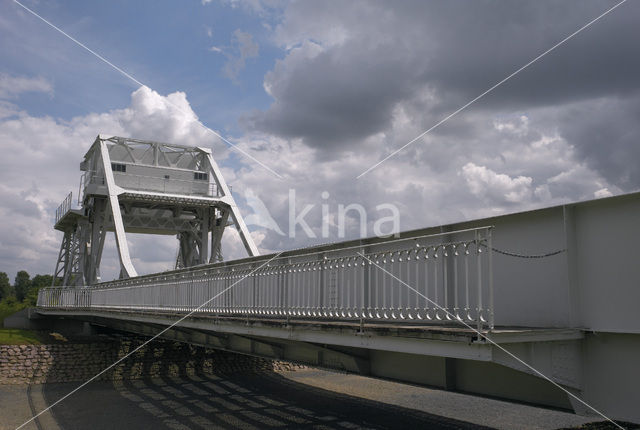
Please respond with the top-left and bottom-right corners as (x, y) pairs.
(52, 135), (258, 286)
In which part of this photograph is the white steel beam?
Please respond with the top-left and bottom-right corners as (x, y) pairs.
(100, 140), (137, 278)
(202, 149), (259, 256)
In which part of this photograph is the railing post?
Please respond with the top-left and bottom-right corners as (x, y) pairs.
(319, 253), (325, 316)
(361, 247), (367, 322)
(488, 227), (494, 330)
(476, 229), (483, 333)
(285, 258), (291, 320)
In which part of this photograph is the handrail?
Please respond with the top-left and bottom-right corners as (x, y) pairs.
(54, 192), (73, 224)
(37, 226), (495, 330)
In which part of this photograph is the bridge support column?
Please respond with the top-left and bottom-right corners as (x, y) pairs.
(84, 198), (108, 284)
(210, 208), (229, 263)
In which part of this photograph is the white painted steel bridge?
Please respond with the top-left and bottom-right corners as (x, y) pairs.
(39, 226), (494, 331)
(35, 137), (640, 425)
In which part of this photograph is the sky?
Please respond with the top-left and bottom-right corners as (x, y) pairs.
(0, 0), (638, 283)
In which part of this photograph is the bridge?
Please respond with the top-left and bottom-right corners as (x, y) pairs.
(34, 136), (640, 425)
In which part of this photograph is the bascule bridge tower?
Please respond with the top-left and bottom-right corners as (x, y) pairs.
(52, 135), (258, 286)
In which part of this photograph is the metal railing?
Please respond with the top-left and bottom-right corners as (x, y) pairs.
(38, 226), (494, 330)
(54, 192), (73, 224)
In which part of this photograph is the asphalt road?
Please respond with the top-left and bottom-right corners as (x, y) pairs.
(1, 368), (604, 430)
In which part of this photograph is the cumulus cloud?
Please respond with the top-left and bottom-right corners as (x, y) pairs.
(594, 188), (612, 198)
(0, 73), (53, 98)
(461, 163), (533, 204)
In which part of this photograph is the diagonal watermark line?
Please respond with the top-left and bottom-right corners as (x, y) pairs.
(357, 252), (625, 429)
(15, 251), (284, 430)
(12, 0), (284, 180)
(357, 0), (628, 179)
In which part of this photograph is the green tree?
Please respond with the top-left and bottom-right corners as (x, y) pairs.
(24, 274), (53, 306)
(14, 271), (31, 302)
(24, 288), (40, 306)
(0, 272), (14, 301)
(31, 274), (53, 289)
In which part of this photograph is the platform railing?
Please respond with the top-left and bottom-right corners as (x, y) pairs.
(54, 192), (73, 224)
(38, 226), (494, 330)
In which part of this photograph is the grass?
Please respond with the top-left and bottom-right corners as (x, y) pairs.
(0, 328), (44, 345)
(0, 302), (61, 345)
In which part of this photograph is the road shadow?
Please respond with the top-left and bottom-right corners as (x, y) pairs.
(43, 369), (495, 429)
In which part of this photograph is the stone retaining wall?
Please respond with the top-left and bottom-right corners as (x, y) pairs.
(0, 337), (302, 385)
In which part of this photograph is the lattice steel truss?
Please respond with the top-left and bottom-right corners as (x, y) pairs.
(52, 135), (258, 286)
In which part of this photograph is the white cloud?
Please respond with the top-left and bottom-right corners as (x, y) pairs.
(0, 73), (53, 99)
(493, 115), (529, 136)
(461, 163), (533, 204)
(594, 188), (613, 198)
(0, 101), (20, 119)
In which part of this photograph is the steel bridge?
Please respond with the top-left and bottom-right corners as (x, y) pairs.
(34, 137), (640, 424)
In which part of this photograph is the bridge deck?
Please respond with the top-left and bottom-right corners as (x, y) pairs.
(36, 308), (583, 345)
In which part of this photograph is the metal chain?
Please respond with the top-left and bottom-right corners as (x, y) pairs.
(481, 243), (566, 259)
